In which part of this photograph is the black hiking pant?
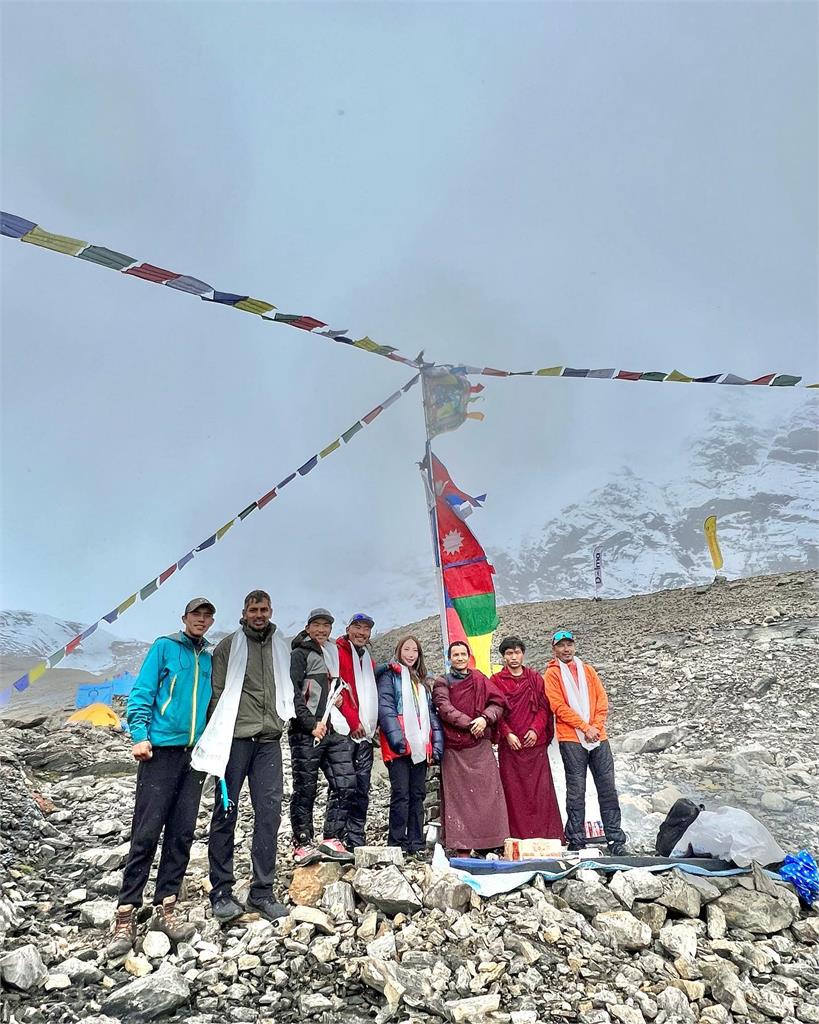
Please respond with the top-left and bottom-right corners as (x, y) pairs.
(386, 755), (427, 852)
(330, 739), (374, 848)
(208, 737), (283, 903)
(559, 739), (626, 848)
(118, 746), (205, 907)
(289, 730), (355, 846)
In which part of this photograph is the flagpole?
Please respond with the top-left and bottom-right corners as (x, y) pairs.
(419, 371), (450, 668)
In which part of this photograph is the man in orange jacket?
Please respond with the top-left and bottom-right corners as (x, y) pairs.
(544, 629), (627, 855)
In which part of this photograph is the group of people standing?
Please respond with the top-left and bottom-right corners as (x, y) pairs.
(106, 592), (626, 957)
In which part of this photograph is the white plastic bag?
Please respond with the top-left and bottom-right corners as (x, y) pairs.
(673, 806), (785, 867)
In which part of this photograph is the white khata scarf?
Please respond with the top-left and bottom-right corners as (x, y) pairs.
(347, 644), (379, 741)
(558, 656), (600, 751)
(400, 666), (431, 764)
(320, 641), (350, 736)
(192, 626), (295, 779)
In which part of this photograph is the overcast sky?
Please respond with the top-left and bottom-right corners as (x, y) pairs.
(1, 1), (816, 643)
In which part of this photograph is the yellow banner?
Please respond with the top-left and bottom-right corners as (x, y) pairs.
(703, 515), (723, 571)
(467, 631), (493, 675)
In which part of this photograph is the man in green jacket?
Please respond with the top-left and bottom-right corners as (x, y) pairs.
(108, 598), (215, 958)
(207, 590), (290, 923)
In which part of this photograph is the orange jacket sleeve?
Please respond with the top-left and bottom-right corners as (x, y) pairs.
(544, 666), (589, 733)
(586, 665), (609, 731)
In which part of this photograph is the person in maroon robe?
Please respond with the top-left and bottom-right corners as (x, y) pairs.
(492, 636), (564, 841)
(432, 641), (510, 854)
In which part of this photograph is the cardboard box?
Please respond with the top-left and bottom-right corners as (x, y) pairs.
(503, 837), (565, 860)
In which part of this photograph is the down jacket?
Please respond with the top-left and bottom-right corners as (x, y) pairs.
(376, 664), (444, 764)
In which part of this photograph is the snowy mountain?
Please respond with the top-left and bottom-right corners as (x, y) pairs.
(0, 611), (150, 676)
(493, 404), (818, 603)
(1, 407), (816, 664)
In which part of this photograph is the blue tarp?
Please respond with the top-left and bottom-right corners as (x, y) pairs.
(111, 672), (136, 697)
(75, 682), (114, 709)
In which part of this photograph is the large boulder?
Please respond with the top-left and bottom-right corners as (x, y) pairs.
(617, 724), (687, 754)
(657, 872), (702, 918)
(423, 872), (472, 912)
(101, 962), (190, 1019)
(0, 944), (47, 990)
(609, 868), (665, 908)
(559, 879), (621, 918)
(715, 888), (796, 934)
(592, 911), (652, 950)
(352, 866), (422, 915)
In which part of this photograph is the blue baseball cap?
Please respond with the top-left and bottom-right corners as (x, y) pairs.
(552, 630), (575, 644)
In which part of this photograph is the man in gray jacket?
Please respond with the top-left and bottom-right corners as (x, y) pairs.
(207, 591), (288, 923)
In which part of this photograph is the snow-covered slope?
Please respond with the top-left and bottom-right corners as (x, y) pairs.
(0, 611), (149, 675)
(494, 405), (818, 603)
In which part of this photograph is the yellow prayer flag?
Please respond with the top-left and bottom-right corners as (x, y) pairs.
(354, 336), (383, 353)
(216, 519), (235, 540)
(467, 631), (494, 675)
(28, 661), (48, 684)
(703, 515), (723, 571)
(535, 366), (562, 376)
(22, 226), (87, 256)
(666, 370), (693, 382)
(319, 439), (341, 458)
(234, 298), (276, 315)
(117, 593), (137, 614)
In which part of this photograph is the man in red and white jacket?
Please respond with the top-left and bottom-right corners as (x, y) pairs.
(335, 613), (379, 849)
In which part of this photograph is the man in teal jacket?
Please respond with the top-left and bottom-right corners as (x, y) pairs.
(108, 598), (215, 958)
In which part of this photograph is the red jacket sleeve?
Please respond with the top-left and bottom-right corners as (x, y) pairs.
(432, 677), (474, 730)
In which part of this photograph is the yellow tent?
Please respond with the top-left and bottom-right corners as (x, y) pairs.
(65, 702), (121, 728)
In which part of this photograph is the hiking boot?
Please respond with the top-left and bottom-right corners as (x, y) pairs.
(318, 837), (354, 862)
(293, 843), (322, 866)
(211, 892), (245, 923)
(246, 894), (288, 921)
(566, 842), (586, 852)
(107, 904), (137, 958)
(151, 895), (196, 942)
(608, 842), (628, 857)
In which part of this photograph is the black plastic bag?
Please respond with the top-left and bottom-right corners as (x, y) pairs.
(655, 798), (704, 857)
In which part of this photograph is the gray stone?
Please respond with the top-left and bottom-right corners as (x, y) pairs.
(142, 930), (171, 958)
(715, 888), (796, 934)
(657, 872), (702, 918)
(707, 903), (727, 939)
(44, 973), (72, 991)
(561, 879), (622, 918)
(309, 934), (340, 963)
(609, 868), (665, 908)
(618, 724), (686, 754)
(631, 902), (667, 938)
(750, 987), (795, 1020)
(354, 845), (405, 868)
(656, 986), (695, 1022)
(423, 872), (472, 912)
(796, 1002), (819, 1024)
(319, 880), (356, 917)
(289, 905), (336, 934)
(0, 944), (48, 990)
(593, 911), (653, 950)
(366, 931), (397, 961)
(658, 923), (697, 960)
(298, 993), (334, 1016)
(55, 956), (103, 984)
(80, 898), (117, 928)
(101, 961), (190, 1019)
(709, 966), (749, 1015)
(91, 817), (125, 837)
(610, 1005), (645, 1024)
(792, 917), (819, 943)
(352, 865), (422, 916)
(446, 994), (501, 1022)
(651, 786), (684, 814)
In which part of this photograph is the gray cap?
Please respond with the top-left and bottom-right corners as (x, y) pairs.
(184, 598), (216, 615)
(307, 607), (334, 625)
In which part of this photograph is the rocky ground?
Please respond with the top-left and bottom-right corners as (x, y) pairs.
(1, 570), (818, 1024)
